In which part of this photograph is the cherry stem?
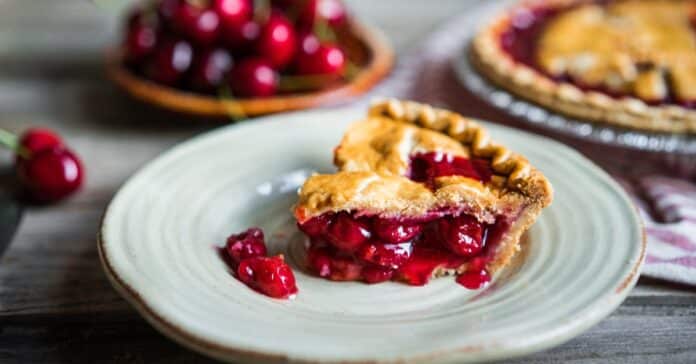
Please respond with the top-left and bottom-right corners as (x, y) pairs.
(217, 85), (248, 122)
(0, 128), (20, 153)
(254, 0), (271, 23)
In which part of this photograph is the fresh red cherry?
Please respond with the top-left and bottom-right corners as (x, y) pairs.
(297, 31), (321, 56)
(373, 218), (422, 244)
(438, 215), (485, 257)
(357, 242), (412, 269)
(18, 128), (62, 156)
(225, 227), (267, 264)
(297, 214), (332, 238)
(158, 0), (181, 23)
(16, 146), (83, 203)
(213, 0), (252, 28)
(124, 11), (159, 63)
(229, 58), (279, 97)
(297, 0), (347, 30)
(295, 43), (345, 76)
(172, 2), (220, 45)
(255, 13), (297, 69)
(189, 48), (233, 92)
(220, 19), (260, 51)
(237, 256), (298, 299)
(306, 245), (332, 277)
(145, 38), (193, 85)
(362, 266), (393, 284)
(325, 212), (371, 251)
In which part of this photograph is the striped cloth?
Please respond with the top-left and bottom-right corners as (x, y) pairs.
(369, 9), (696, 286)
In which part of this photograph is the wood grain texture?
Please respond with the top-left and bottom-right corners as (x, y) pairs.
(0, 0), (695, 363)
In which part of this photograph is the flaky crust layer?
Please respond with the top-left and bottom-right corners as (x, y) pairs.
(294, 99), (553, 222)
(470, 0), (696, 134)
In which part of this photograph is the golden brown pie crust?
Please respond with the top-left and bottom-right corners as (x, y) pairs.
(293, 99), (553, 275)
(471, 0), (696, 134)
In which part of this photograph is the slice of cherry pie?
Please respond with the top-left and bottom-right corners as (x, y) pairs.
(293, 99), (553, 288)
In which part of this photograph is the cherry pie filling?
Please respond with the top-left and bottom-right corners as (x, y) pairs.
(498, 2), (696, 108)
(297, 152), (513, 289)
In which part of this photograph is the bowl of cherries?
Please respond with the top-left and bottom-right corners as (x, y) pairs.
(108, 0), (394, 118)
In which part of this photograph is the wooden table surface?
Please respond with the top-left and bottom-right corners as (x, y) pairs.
(1, 1), (695, 363)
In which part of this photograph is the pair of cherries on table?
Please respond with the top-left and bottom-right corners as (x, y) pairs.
(124, 0), (349, 98)
(0, 128), (83, 203)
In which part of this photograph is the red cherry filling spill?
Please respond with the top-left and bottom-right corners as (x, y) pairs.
(229, 58), (279, 97)
(438, 215), (485, 258)
(237, 256), (298, 299)
(188, 48), (233, 92)
(225, 227), (268, 264)
(456, 257), (491, 290)
(17, 146), (84, 203)
(255, 13), (297, 69)
(325, 212), (371, 251)
(409, 152), (492, 187)
(362, 266), (394, 284)
(299, 210), (510, 289)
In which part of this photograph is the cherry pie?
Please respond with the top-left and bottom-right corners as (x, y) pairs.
(471, 0), (696, 133)
(293, 99), (553, 288)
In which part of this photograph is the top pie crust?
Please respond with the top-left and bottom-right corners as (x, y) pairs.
(294, 99), (553, 223)
(471, 0), (696, 133)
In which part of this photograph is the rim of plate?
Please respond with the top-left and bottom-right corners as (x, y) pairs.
(98, 107), (646, 363)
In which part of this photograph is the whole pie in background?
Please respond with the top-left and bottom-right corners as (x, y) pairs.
(471, 0), (696, 134)
(293, 99), (553, 287)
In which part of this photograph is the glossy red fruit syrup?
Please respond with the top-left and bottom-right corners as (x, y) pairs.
(298, 152), (506, 289)
(237, 256), (298, 299)
(222, 227), (298, 299)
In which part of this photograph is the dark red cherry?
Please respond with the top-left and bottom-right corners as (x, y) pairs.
(237, 256), (298, 298)
(438, 215), (485, 257)
(373, 218), (422, 244)
(124, 11), (159, 63)
(16, 146), (83, 203)
(213, 0), (252, 28)
(225, 227), (267, 264)
(172, 2), (220, 45)
(18, 128), (62, 156)
(297, 0), (347, 30)
(158, 0), (181, 23)
(297, 214), (332, 238)
(362, 266), (394, 284)
(228, 58), (279, 97)
(220, 19), (260, 51)
(295, 43), (345, 76)
(325, 212), (371, 251)
(255, 13), (297, 69)
(357, 242), (413, 269)
(297, 31), (321, 56)
(189, 48), (233, 92)
(145, 38), (193, 85)
(306, 245), (332, 277)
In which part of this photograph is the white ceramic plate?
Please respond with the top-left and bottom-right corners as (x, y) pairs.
(99, 107), (645, 364)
